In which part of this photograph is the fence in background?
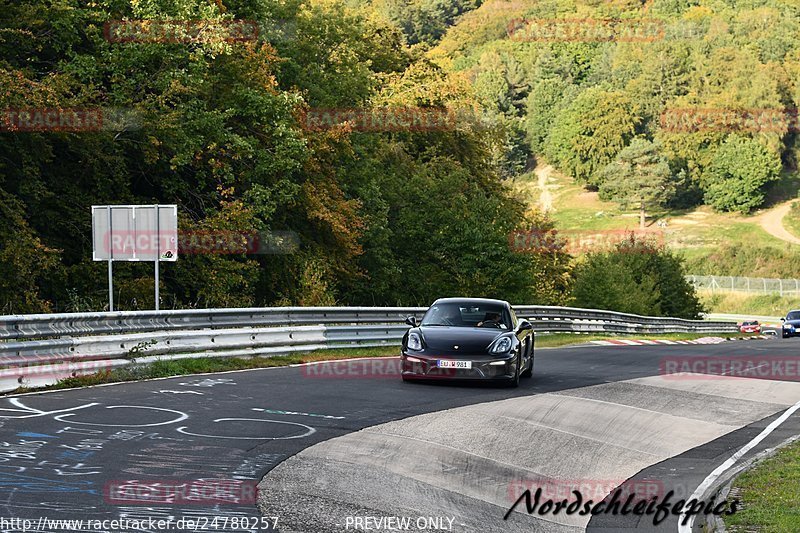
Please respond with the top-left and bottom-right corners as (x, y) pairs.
(0, 306), (737, 392)
(687, 275), (800, 296)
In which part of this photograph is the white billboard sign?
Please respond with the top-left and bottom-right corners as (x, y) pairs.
(92, 205), (178, 261)
(91, 205), (178, 311)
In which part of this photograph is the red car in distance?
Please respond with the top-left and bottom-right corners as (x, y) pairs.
(739, 320), (761, 334)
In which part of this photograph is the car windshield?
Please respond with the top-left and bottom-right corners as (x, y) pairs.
(421, 302), (510, 330)
(787, 312), (800, 320)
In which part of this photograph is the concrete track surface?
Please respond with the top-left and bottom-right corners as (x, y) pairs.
(0, 339), (797, 533)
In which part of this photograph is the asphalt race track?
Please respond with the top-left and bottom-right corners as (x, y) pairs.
(0, 339), (798, 533)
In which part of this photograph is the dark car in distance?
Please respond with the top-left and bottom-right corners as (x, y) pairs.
(400, 298), (534, 387)
(782, 310), (800, 338)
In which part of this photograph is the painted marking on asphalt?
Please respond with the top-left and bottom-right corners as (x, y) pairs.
(176, 418), (316, 440)
(153, 390), (204, 395)
(16, 432), (57, 439)
(680, 397), (800, 533)
(251, 408), (345, 420)
(53, 406), (189, 427)
(0, 399), (99, 419)
(178, 378), (235, 388)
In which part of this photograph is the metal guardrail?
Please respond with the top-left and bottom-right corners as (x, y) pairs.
(0, 307), (428, 340)
(0, 306), (737, 392)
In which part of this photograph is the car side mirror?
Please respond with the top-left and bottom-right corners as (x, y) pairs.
(405, 316), (418, 327)
(517, 319), (533, 332)
(781, 317), (786, 322)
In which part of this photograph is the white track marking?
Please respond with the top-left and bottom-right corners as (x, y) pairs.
(679, 398), (800, 532)
(176, 418), (316, 440)
(53, 405), (189, 427)
(0, 398), (99, 419)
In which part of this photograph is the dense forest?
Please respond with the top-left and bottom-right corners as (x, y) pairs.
(0, 0), (572, 313)
(6, 0), (782, 317)
(433, 0), (800, 214)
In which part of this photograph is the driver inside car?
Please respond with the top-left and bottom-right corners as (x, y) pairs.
(477, 311), (503, 328)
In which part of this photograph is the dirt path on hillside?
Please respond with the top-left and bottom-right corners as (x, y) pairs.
(536, 164), (554, 212)
(756, 201), (800, 245)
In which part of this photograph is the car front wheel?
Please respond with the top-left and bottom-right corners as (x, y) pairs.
(507, 354), (521, 388)
(521, 341), (533, 378)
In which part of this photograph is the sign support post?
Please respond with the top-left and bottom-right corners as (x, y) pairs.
(107, 205), (114, 312)
(108, 259), (114, 312)
(155, 204), (160, 310)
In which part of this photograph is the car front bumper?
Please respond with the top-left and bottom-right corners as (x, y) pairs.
(401, 352), (518, 380)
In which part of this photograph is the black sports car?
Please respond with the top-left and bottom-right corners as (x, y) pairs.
(400, 298), (534, 387)
(782, 310), (800, 338)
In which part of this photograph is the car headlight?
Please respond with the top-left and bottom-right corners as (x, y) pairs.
(407, 332), (423, 351)
(490, 336), (513, 354)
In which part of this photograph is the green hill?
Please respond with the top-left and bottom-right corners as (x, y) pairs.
(422, 0), (800, 276)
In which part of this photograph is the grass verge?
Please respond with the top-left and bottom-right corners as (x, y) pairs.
(6, 346), (398, 396)
(699, 290), (800, 316)
(6, 332), (736, 396)
(723, 438), (800, 532)
(534, 332), (733, 348)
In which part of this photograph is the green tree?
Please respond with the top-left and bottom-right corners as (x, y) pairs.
(702, 135), (782, 214)
(544, 87), (638, 186)
(0, 189), (60, 313)
(572, 235), (704, 319)
(524, 78), (572, 154)
(599, 139), (676, 228)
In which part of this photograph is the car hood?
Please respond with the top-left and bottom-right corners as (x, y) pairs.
(417, 326), (509, 354)
(784, 320), (800, 327)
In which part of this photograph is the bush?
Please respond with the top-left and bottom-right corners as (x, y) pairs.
(702, 135), (782, 213)
(572, 234), (704, 319)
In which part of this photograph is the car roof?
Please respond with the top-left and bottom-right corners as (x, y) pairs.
(431, 297), (510, 307)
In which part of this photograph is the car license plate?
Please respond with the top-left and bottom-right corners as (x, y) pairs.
(438, 360), (471, 369)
